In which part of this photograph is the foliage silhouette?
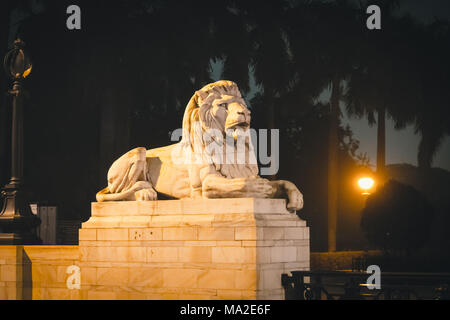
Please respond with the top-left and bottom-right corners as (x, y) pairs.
(361, 179), (434, 255)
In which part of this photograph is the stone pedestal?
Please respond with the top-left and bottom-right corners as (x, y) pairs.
(79, 198), (310, 300)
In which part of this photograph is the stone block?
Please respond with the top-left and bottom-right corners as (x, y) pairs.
(162, 227), (197, 240)
(119, 216), (151, 228)
(56, 265), (72, 283)
(44, 288), (71, 300)
(0, 265), (16, 282)
(179, 247), (212, 263)
(127, 247), (148, 262)
(80, 246), (146, 263)
(129, 228), (163, 241)
(212, 213), (255, 227)
(128, 268), (163, 288)
(96, 267), (129, 286)
(180, 215), (214, 227)
(262, 269), (283, 290)
(235, 227), (259, 240)
(32, 265), (58, 284)
(262, 228), (285, 240)
(270, 246), (297, 263)
(80, 267), (97, 285)
(242, 240), (257, 247)
(97, 228), (129, 241)
(284, 227), (306, 240)
(212, 247), (256, 264)
(256, 247), (271, 264)
(147, 247), (178, 262)
(297, 246), (310, 262)
(163, 269), (201, 288)
(198, 227), (234, 240)
(304, 227), (310, 239)
(79, 229), (96, 241)
(198, 269), (236, 289)
(235, 270), (257, 290)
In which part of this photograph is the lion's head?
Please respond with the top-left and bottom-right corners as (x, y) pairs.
(180, 81), (258, 179)
(182, 81), (251, 135)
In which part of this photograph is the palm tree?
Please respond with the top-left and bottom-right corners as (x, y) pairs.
(306, 0), (362, 252)
(248, 0), (293, 131)
(414, 21), (450, 169)
(264, 0), (363, 252)
(345, 0), (422, 177)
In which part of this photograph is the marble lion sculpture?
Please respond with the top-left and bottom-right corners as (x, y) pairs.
(97, 80), (303, 212)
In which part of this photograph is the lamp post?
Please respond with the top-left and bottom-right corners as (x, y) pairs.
(0, 39), (40, 244)
(357, 177), (375, 196)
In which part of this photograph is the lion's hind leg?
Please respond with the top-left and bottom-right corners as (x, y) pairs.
(96, 147), (158, 202)
(96, 181), (157, 201)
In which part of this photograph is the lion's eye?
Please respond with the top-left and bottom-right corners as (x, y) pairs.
(219, 103), (228, 108)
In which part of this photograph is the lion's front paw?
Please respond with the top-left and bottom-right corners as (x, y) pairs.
(284, 181), (303, 212)
(134, 188), (157, 201)
(287, 189), (303, 213)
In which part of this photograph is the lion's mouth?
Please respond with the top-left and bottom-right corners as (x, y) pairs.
(226, 121), (250, 130)
(225, 122), (250, 141)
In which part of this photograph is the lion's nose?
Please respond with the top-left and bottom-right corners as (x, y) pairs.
(235, 105), (250, 115)
(229, 103), (250, 118)
(241, 109), (251, 118)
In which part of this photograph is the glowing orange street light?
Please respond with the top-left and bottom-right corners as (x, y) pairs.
(358, 177), (375, 195)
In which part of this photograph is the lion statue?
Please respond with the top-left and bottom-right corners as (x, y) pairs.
(96, 80), (303, 212)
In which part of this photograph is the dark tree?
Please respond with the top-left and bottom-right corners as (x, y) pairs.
(361, 179), (434, 255)
(414, 21), (450, 169)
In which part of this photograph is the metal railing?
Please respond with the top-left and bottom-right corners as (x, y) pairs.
(281, 270), (450, 300)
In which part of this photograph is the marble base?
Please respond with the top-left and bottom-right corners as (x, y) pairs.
(78, 198), (310, 300)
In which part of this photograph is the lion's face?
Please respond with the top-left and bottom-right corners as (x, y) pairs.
(196, 82), (251, 135)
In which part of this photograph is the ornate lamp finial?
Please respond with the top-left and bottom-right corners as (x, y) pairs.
(3, 38), (32, 80)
